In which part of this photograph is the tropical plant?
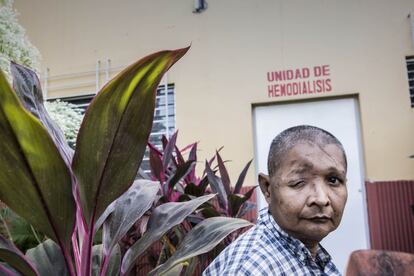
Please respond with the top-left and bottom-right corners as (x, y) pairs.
(142, 132), (257, 274)
(44, 100), (83, 149)
(0, 0), (40, 79)
(0, 207), (45, 253)
(148, 131), (256, 219)
(204, 151), (256, 219)
(0, 49), (252, 276)
(148, 131), (203, 203)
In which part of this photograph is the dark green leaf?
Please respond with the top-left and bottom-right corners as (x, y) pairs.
(161, 135), (168, 150)
(184, 183), (204, 197)
(201, 207), (221, 218)
(149, 217), (252, 276)
(162, 263), (183, 276)
(150, 145), (164, 182)
(163, 131), (178, 169)
(167, 160), (195, 189)
(10, 62), (74, 165)
(121, 194), (215, 275)
(205, 161), (228, 211)
(228, 194), (246, 217)
(216, 151), (231, 195)
(234, 159), (253, 194)
(26, 239), (67, 276)
(0, 235), (38, 276)
(237, 201), (256, 218)
(103, 180), (159, 257)
(185, 143), (198, 184)
(0, 70), (76, 250)
(183, 257), (198, 276)
(228, 186), (256, 217)
(72, 47), (189, 226)
(202, 154), (217, 178)
(188, 143), (197, 161)
(92, 244), (121, 276)
(198, 177), (209, 194)
(174, 145), (185, 166)
(4, 209), (44, 253)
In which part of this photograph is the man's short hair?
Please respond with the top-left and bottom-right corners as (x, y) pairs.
(267, 125), (347, 177)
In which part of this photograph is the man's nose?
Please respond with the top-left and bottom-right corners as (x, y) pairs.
(307, 182), (330, 207)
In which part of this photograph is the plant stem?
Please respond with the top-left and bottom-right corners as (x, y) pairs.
(80, 224), (94, 276)
(63, 247), (76, 276)
(30, 225), (42, 244)
(0, 210), (12, 240)
(99, 254), (110, 276)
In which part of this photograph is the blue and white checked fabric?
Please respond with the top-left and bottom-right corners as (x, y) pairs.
(203, 208), (342, 276)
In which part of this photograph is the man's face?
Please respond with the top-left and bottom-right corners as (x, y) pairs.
(259, 142), (348, 244)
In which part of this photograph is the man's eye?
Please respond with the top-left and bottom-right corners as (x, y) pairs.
(327, 176), (342, 186)
(289, 180), (305, 188)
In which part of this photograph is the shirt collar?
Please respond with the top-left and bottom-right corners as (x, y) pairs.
(258, 208), (332, 268)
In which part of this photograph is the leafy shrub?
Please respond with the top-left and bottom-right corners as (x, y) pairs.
(0, 49), (252, 276)
(45, 100), (83, 149)
(0, 0), (40, 79)
(135, 132), (257, 274)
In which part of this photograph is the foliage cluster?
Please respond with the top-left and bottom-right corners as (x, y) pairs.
(123, 133), (257, 273)
(44, 100), (83, 149)
(0, 0), (40, 78)
(0, 49), (254, 276)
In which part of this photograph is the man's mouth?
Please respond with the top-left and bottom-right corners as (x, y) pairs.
(307, 216), (331, 223)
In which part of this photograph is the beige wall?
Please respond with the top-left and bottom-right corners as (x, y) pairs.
(15, 0), (414, 183)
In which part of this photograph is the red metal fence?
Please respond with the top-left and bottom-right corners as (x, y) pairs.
(366, 180), (414, 254)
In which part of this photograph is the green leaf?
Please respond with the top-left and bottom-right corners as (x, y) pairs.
(205, 161), (228, 211)
(149, 217), (252, 276)
(5, 209), (44, 253)
(72, 47), (189, 226)
(234, 159), (253, 194)
(228, 186), (256, 217)
(10, 62), (74, 164)
(216, 151), (231, 195)
(162, 263), (183, 276)
(162, 131), (178, 169)
(0, 235), (38, 276)
(237, 201), (256, 218)
(92, 244), (121, 276)
(201, 206), (221, 218)
(103, 180), (159, 257)
(184, 183), (204, 197)
(0, 70), (76, 250)
(121, 194), (215, 275)
(182, 257), (198, 276)
(149, 145), (164, 182)
(26, 239), (67, 276)
(166, 160), (195, 190)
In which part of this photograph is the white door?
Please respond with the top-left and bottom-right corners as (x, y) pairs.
(252, 97), (369, 273)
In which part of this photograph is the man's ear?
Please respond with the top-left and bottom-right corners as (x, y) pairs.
(258, 173), (271, 204)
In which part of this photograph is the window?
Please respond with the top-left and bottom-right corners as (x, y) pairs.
(406, 56), (414, 107)
(50, 83), (176, 173)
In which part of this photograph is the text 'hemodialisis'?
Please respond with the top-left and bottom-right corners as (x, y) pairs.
(267, 65), (332, 98)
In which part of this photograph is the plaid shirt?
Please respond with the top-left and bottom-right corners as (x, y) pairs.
(203, 208), (342, 276)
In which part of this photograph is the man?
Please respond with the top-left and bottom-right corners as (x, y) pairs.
(203, 125), (348, 275)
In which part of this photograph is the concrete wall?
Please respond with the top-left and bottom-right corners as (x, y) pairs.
(15, 0), (414, 183)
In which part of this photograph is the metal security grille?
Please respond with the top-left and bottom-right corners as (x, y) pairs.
(407, 56), (414, 107)
(51, 83), (176, 173)
(143, 83), (176, 172)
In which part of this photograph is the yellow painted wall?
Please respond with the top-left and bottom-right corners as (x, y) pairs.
(15, 0), (414, 183)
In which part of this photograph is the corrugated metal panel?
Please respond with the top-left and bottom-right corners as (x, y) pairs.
(366, 180), (414, 253)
